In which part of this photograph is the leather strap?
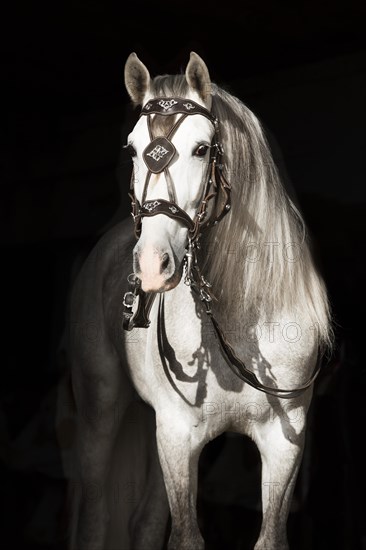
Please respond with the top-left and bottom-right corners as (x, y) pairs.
(139, 198), (195, 231)
(141, 97), (217, 124)
(122, 276), (156, 330)
(201, 146), (232, 230)
(209, 314), (321, 399)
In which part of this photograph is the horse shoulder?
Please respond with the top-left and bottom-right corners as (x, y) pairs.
(68, 219), (134, 364)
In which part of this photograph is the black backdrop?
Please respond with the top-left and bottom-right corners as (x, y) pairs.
(2, 1), (366, 549)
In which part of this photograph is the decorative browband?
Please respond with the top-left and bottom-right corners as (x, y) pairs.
(140, 97), (217, 124)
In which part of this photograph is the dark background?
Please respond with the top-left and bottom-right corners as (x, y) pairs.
(2, 1), (366, 549)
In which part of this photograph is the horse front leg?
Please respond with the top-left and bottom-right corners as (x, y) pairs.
(128, 406), (170, 550)
(156, 416), (205, 550)
(69, 355), (132, 550)
(254, 410), (307, 550)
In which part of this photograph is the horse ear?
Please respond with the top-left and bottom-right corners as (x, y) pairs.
(124, 52), (151, 106)
(185, 52), (212, 105)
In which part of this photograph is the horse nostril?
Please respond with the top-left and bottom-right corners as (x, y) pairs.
(161, 253), (170, 273)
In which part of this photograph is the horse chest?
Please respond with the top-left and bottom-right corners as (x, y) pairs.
(123, 288), (218, 408)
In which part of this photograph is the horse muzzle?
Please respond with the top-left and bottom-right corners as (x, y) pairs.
(133, 243), (182, 292)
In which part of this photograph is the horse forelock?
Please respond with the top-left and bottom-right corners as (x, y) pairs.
(147, 75), (195, 138)
(150, 114), (177, 139)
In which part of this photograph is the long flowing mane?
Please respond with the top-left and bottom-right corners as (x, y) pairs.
(149, 75), (333, 351)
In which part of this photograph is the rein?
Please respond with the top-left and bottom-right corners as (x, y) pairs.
(122, 97), (322, 400)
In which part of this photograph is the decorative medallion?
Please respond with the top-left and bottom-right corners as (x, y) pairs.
(143, 136), (176, 173)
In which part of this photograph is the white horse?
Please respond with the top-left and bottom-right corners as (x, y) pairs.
(67, 52), (333, 550)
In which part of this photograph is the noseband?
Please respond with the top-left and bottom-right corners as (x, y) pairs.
(122, 96), (323, 399)
(128, 97), (231, 241)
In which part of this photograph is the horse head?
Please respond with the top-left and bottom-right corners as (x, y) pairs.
(124, 52), (219, 293)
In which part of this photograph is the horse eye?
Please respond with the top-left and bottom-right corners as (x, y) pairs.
(124, 144), (137, 157)
(193, 144), (209, 157)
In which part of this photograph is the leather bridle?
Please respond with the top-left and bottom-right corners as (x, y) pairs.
(128, 97), (231, 241)
(122, 96), (322, 399)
